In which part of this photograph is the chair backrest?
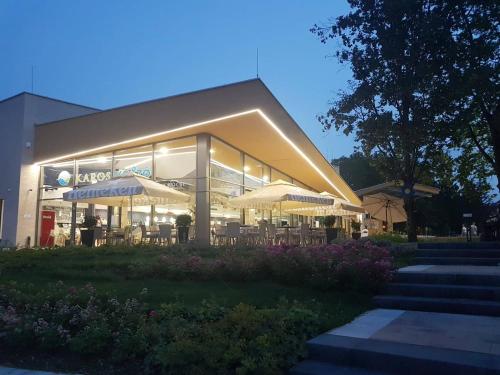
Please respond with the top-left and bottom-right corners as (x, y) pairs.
(123, 226), (131, 240)
(227, 222), (241, 237)
(300, 223), (310, 236)
(93, 226), (103, 239)
(215, 224), (226, 235)
(268, 223), (276, 237)
(259, 222), (267, 237)
(188, 225), (195, 239)
(159, 224), (172, 238)
(140, 225), (147, 236)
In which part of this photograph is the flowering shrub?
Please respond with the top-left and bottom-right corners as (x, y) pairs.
(126, 241), (393, 292)
(0, 282), (326, 374)
(264, 241), (392, 291)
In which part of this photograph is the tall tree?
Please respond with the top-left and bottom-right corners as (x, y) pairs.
(331, 152), (385, 191)
(312, 1), (454, 241)
(444, 1), (499, 191)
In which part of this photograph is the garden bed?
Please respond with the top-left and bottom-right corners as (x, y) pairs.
(0, 241), (392, 374)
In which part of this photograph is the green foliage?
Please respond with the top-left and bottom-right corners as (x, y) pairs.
(311, 0), (500, 239)
(175, 214), (192, 227)
(331, 152), (385, 190)
(323, 215), (336, 228)
(351, 220), (361, 232)
(81, 215), (97, 229)
(0, 283), (328, 374)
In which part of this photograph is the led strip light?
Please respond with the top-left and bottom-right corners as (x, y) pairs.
(36, 108), (349, 200)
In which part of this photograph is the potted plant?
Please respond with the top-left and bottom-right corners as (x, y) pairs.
(80, 215), (97, 247)
(351, 220), (362, 240)
(176, 214), (192, 243)
(324, 215), (338, 244)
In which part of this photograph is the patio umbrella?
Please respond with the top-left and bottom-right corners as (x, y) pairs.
(228, 179), (334, 212)
(284, 192), (365, 216)
(63, 175), (190, 207)
(362, 193), (407, 225)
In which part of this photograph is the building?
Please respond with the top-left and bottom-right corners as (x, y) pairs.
(0, 79), (361, 247)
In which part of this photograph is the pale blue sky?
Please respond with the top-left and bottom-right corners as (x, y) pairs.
(0, 0), (356, 160)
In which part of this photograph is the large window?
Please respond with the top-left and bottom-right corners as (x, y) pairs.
(210, 138), (243, 185)
(209, 138), (244, 226)
(244, 155), (270, 190)
(154, 137), (196, 225)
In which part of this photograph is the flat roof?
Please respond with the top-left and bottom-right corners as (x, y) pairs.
(34, 79), (361, 204)
(356, 181), (440, 198)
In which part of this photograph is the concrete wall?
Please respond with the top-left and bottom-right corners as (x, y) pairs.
(0, 93), (98, 246)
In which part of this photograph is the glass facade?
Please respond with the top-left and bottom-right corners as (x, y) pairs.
(37, 134), (315, 246)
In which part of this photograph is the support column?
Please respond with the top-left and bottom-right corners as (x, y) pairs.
(195, 134), (211, 246)
(70, 202), (77, 245)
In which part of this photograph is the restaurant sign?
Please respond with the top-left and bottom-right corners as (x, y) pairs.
(55, 168), (152, 186)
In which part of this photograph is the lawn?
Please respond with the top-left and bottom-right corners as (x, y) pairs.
(0, 246), (372, 325)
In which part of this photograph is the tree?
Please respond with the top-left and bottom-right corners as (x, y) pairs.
(312, 1), (455, 241)
(443, 1), (499, 191)
(331, 152), (385, 191)
(334, 152), (493, 236)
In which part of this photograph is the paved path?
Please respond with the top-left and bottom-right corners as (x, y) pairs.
(330, 308), (500, 355)
(399, 264), (500, 276)
(0, 367), (71, 375)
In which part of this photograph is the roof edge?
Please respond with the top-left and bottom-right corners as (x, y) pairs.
(35, 78), (262, 128)
(0, 91), (100, 111)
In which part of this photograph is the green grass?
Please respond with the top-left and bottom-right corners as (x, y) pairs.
(0, 246), (372, 328)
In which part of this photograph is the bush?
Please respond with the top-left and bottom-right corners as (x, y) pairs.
(264, 241), (393, 291)
(126, 241), (393, 293)
(175, 214), (192, 227)
(0, 283), (327, 374)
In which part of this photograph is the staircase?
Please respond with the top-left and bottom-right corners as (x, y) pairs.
(374, 242), (500, 316)
(290, 242), (500, 374)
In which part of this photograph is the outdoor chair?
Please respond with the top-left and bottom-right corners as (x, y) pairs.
(226, 222), (241, 246)
(275, 227), (288, 244)
(158, 224), (173, 245)
(299, 223), (311, 246)
(140, 224), (158, 244)
(188, 225), (196, 242)
(213, 224), (227, 246)
(93, 227), (103, 247)
(311, 228), (326, 245)
(242, 226), (259, 246)
(290, 227), (301, 245)
(267, 223), (277, 245)
(258, 222), (267, 245)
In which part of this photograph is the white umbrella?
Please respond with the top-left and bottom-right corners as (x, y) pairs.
(228, 179), (334, 211)
(63, 175), (190, 207)
(362, 193), (407, 225)
(285, 192), (365, 216)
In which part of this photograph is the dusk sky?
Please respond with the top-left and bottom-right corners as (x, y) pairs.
(0, 0), (356, 161)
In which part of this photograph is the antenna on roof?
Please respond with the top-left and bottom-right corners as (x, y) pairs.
(256, 48), (259, 78)
(31, 65), (34, 93)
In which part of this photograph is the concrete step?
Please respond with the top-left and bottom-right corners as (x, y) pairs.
(413, 257), (500, 266)
(306, 333), (500, 375)
(416, 249), (500, 258)
(418, 242), (500, 250)
(289, 360), (390, 375)
(395, 271), (500, 286)
(384, 283), (500, 301)
(373, 295), (500, 316)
